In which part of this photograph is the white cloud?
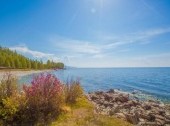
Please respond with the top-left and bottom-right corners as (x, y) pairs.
(46, 27), (170, 67)
(100, 27), (170, 49)
(69, 53), (170, 68)
(126, 53), (170, 67)
(50, 37), (102, 55)
(10, 45), (60, 62)
(49, 27), (170, 60)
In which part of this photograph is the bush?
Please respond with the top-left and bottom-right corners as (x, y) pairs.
(23, 73), (64, 124)
(64, 79), (83, 104)
(0, 96), (19, 123)
(0, 73), (18, 100)
(0, 73), (20, 124)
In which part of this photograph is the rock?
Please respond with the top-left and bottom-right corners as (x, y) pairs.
(95, 91), (103, 95)
(102, 108), (110, 115)
(159, 103), (165, 107)
(88, 89), (170, 126)
(117, 101), (122, 105)
(115, 95), (129, 103)
(165, 115), (170, 120)
(155, 115), (165, 120)
(148, 113), (156, 121)
(107, 102), (114, 107)
(156, 118), (165, 126)
(140, 113), (156, 122)
(137, 107), (145, 114)
(109, 106), (121, 115)
(140, 114), (151, 121)
(139, 118), (145, 122)
(107, 89), (115, 94)
(159, 110), (166, 116)
(115, 113), (126, 120)
(123, 102), (132, 109)
(99, 95), (105, 100)
(142, 103), (152, 110)
(103, 101), (110, 107)
(91, 94), (99, 101)
(132, 90), (138, 94)
(104, 93), (113, 101)
(132, 100), (140, 106)
(165, 119), (170, 124)
(139, 121), (157, 126)
(110, 98), (116, 103)
(148, 99), (159, 103)
(125, 113), (139, 125)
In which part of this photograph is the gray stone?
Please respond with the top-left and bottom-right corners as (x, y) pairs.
(109, 106), (121, 115)
(115, 113), (126, 120)
(125, 113), (139, 125)
(107, 89), (115, 94)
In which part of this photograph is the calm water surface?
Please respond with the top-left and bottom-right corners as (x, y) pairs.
(20, 68), (170, 102)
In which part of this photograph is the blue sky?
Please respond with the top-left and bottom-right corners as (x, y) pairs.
(0, 0), (170, 67)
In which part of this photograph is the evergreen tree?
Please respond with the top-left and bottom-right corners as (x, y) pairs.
(22, 59), (27, 69)
(15, 59), (21, 68)
(47, 60), (51, 69)
(27, 60), (31, 69)
(10, 60), (15, 68)
(5, 59), (10, 68)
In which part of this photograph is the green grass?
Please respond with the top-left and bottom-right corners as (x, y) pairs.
(51, 97), (133, 126)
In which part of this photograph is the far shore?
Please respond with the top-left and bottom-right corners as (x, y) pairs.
(0, 69), (53, 80)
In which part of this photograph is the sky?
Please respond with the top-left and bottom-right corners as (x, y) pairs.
(0, 0), (170, 67)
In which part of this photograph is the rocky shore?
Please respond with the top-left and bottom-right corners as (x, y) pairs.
(87, 89), (170, 126)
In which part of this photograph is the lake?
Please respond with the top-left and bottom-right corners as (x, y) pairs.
(20, 67), (170, 102)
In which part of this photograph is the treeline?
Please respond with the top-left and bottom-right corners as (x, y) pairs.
(0, 46), (64, 69)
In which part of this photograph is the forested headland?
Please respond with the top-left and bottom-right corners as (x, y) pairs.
(0, 46), (64, 69)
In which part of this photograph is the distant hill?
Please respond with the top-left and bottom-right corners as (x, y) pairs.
(0, 46), (64, 70)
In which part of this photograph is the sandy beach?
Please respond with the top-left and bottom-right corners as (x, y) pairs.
(0, 69), (52, 80)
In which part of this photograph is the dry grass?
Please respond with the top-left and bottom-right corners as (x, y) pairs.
(51, 97), (133, 126)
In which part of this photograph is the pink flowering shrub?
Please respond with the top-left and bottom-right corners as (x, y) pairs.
(22, 73), (64, 124)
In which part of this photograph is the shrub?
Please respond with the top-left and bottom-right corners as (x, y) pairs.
(0, 73), (18, 100)
(64, 79), (83, 104)
(0, 96), (19, 123)
(0, 73), (20, 124)
(23, 73), (64, 124)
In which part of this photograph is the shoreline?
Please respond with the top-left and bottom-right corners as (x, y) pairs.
(87, 89), (170, 126)
(0, 69), (53, 80)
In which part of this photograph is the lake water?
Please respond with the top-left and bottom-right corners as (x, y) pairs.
(20, 67), (170, 102)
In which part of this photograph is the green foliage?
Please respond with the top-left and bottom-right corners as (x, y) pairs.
(0, 46), (64, 69)
(64, 79), (84, 104)
(0, 73), (20, 124)
(0, 96), (19, 122)
(46, 60), (64, 69)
